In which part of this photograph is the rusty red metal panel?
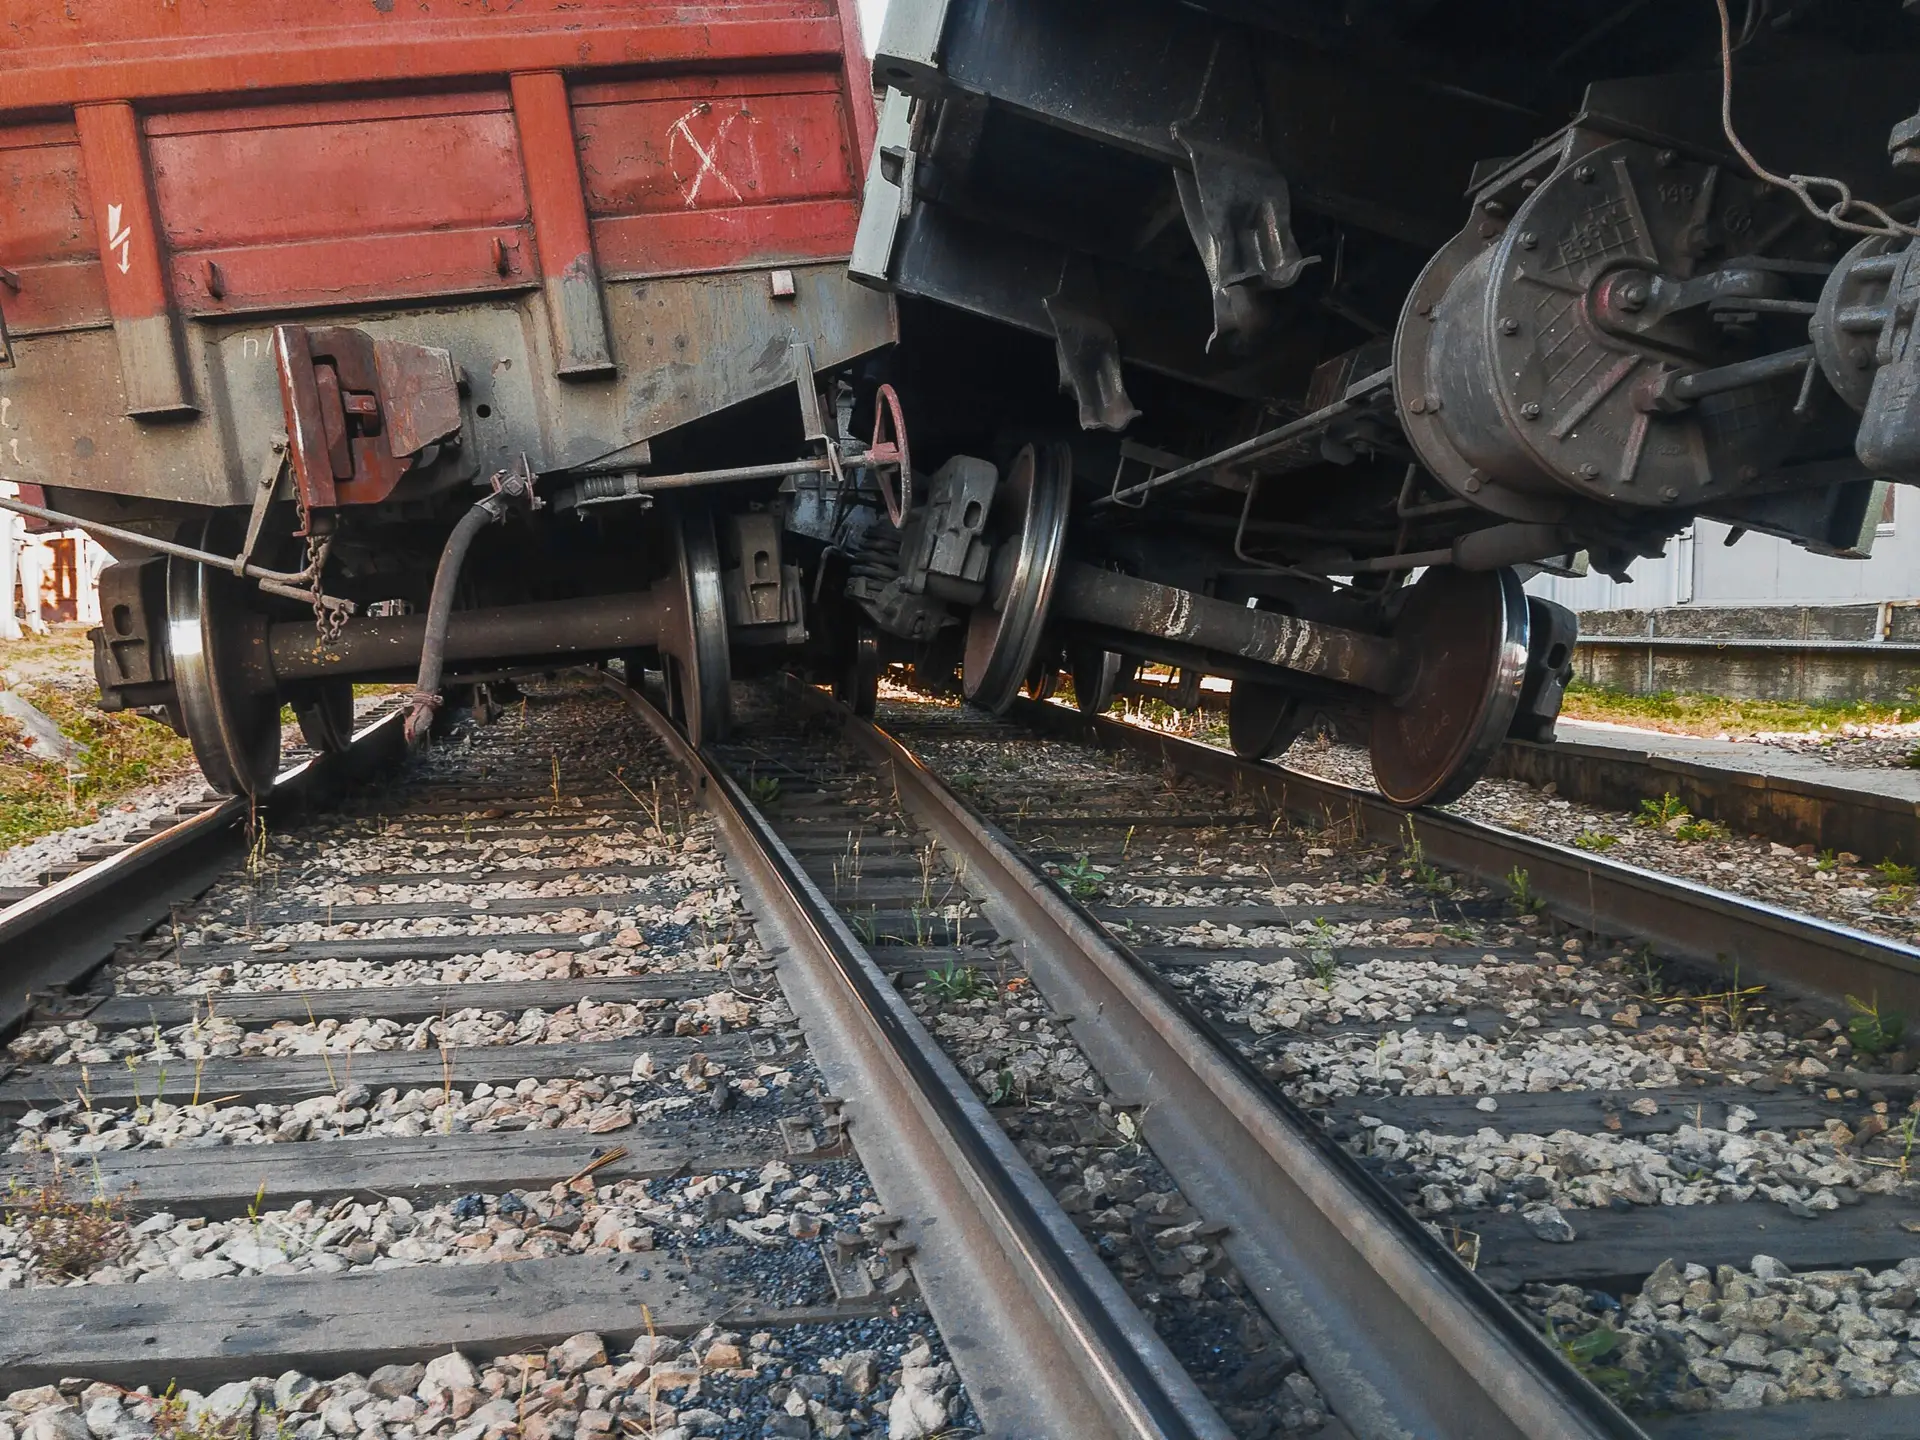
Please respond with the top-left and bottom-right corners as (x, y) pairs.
(0, 123), (109, 336)
(573, 75), (857, 216)
(170, 228), (537, 318)
(71, 102), (195, 417)
(2, 6), (872, 329)
(147, 95), (527, 248)
(510, 72), (615, 378)
(594, 200), (861, 278)
(0, 4), (849, 111)
(146, 92), (535, 316)
(573, 72), (858, 275)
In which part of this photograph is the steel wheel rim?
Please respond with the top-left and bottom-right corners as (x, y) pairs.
(668, 509), (732, 747)
(1369, 566), (1529, 807)
(167, 517), (281, 797)
(964, 442), (1071, 713)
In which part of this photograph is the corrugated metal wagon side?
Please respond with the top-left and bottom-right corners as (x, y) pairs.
(0, 0), (889, 506)
(0, 1), (898, 797)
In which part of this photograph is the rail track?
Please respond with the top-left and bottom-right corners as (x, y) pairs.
(8, 672), (1920, 1440)
(860, 685), (1920, 1439)
(0, 675), (1263, 1440)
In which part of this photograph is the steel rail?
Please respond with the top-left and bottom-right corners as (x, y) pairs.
(788, 678), (1644, 1440)
(602, 673), (1230, 1440)
(0, 708), (409, 1045)
(1011, 700), (1920, 1054)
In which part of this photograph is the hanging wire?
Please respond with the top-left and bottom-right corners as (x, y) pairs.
(1715, 0), (1920, 239)
(1733, 0), (1770, 50)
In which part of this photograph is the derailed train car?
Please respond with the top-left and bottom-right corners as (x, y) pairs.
(841, 0), (1920, 802)
(6, 2), (1920, 807)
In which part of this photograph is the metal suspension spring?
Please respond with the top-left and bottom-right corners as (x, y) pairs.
(848, 528), (903, 585)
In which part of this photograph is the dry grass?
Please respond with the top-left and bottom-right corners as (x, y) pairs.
(2, 1166), (131, 1279)
(0, 629), (195, 848)
(1559, 679), (1913, 738)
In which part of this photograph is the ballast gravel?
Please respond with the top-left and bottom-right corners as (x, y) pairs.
(0, 1162), (871, 1292)
(0, 1318), (978, 1440)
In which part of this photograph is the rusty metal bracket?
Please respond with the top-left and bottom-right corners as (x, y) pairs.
(1172, 38), (1319, 353)
(273, 325), (462, 528)
(1045, 257), (1140, 433)
(821, 1212), (920, 1304)
(778, 1095), (851, 1159)
(234, 438), (289, 577)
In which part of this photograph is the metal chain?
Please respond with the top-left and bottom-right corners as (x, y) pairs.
(304, 533), (347, 640)
(1716, 0), (1920, 240)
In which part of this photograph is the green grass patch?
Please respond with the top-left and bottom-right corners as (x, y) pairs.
(1560, 679), (1912, 737)
(0, 683), (195, 849)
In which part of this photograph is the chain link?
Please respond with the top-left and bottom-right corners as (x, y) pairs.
(304, 533), (347, 640)
(1717, 0), (1920, 242)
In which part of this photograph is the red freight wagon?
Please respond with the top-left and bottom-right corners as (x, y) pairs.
(0, 2), (897, 792)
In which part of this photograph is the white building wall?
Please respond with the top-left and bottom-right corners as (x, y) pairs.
(1527, 491), (1920, 612)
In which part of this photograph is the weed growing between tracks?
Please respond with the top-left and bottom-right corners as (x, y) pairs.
(2, 1161), (130, 1280)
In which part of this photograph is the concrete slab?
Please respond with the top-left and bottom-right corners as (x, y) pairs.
(1554, 719), (1920, 806)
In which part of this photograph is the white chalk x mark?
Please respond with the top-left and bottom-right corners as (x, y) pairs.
(668, 104), (750, 209)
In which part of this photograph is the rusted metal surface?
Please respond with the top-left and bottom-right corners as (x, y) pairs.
(268, 592), (664, 683)
(1052, 563), (1403, 695)
(0, 5), (850, 110)
(512, 72), (615, 379)
(274, 325), (461, 515)
(0, 1), (889, 506)
(1367, 566), (1529, 808)
(72, 102), (194, 419)
(868, 382), (911, 525)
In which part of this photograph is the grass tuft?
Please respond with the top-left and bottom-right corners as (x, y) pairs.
(3, 1168), (131, 1279)
(924, 964), (986, 1003)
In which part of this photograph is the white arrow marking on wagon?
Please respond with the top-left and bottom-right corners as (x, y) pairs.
(106, 203), (134, 275)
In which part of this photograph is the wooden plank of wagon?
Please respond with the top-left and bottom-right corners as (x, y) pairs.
(0, 1251), (872, 1391)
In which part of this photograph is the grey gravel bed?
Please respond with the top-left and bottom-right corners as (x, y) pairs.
(0, 1315), (977, 1440)
(881, 690), (1920, 1416)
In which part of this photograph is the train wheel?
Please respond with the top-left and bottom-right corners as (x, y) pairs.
(290, 679), (355, 753)
(964, 442), (1071, 713)
(1070, 646), (1122, 716)
(661, 510), (732, 747)
(1228, 680), (1307, 760)
(1369, 567), (1529, 807)
(168, 516), (282, 798)
(834, 624), (881, 718)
